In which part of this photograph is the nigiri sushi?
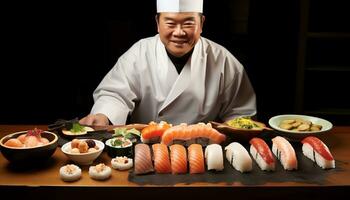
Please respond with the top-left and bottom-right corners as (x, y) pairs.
(141, 121), (172, 143)
(188, 144), (205, 174)
(170, 144), (188, 174)
(89, 163), (112, 180)
(152, 143), (171, 173)
(59, 164), (82, 182)
(225, 142), (252, 173)
(111, 156), (133, 170)
(205, 144), (224, 171)
(161, 123), (226, 146)
(134, 144), (154, 175)
(249, 138), (275, 171)
(272, 136), (298, 170)
(301, 136), (335, 169)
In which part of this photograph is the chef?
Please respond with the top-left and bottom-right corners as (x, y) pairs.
(80, 0), (256, 126)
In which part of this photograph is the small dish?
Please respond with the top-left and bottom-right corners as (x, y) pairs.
(105, 137), (133, 158)
(268, 114), (333, 141)
(210, 120), (271, 142)
(61, 139), (104, 165)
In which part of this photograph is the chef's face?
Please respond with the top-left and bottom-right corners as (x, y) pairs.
(157, 12), (205, 57)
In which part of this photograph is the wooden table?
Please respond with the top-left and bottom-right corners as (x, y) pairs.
(0, 125), (349, 199)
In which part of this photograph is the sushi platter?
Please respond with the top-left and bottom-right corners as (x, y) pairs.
(0, 122), (350, 189)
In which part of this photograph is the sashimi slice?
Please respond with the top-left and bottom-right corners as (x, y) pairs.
(188, 144), (205, 174)
(152, 143), (171, 173)
(205, 144), (224, 171)
(170, 144), (188, 174)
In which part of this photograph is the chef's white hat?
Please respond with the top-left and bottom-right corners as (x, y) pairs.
(157, 0), (203, 13)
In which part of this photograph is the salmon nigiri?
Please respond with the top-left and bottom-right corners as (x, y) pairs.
(249, 137), (275, 171)
(134, 144), (154, 175)
(301, 136), (335, 169)
(152, 143), (171, 173)
(141, 121), (172, 143)
(188, 144), (205, 174)
(161, 123), (226, 146)
(170, 144), (187, 174)
(271, 136), (298, 170)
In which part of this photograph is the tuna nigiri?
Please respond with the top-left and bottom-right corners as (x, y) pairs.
(301, 136), (335, 169)
(249, 138), (275, 171)
(205, 144), (224, 171)
(170, 144), (188, 174)
(225, 142), (252, 173)
(188, 144), (205, 174)
(134, 144), (154, 175)
(161, 123), (226, 146)
(141, 121), (172, 143)
(272, 136), (298, 170)
(152, 143), (172, 173)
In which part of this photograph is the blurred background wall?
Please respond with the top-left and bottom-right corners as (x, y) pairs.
(1, 0), (349, 125)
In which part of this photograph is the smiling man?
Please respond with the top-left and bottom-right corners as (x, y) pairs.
(80, 0), (256, 126)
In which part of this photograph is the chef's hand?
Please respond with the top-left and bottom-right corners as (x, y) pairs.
(79, 113), (110, 126)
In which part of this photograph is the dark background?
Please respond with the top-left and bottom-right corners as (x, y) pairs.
(1, 0), (349, 125)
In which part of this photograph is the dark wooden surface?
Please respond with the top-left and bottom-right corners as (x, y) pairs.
(0, 125), (349, 199)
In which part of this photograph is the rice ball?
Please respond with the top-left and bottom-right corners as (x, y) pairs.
(59, 164), (82, 182)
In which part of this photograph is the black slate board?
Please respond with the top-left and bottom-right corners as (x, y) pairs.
(128, 142), (344, 186)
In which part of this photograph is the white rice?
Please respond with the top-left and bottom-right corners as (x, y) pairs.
(89, 163), (112, 180)
(302, 143), (335, 169)
(250, 145), (275, 171)
(111, 156), (133, 170)
(59, 164), (82, 182)
(225, 142), (252, 173)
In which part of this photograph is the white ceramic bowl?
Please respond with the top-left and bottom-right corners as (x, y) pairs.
(61, 139), (104, 165)
(268, 114), (333, 141)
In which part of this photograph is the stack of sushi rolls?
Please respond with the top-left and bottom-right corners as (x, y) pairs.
(249, 138), (275, 171)
(59, 164), (82, 182)
(205, 144), (224, 171)
(225, 142), (252, 173)
(89, 163), (112, 180)
(111, 156), (133, 171)
(272, 136), (298, 170)
(301, 136), (335, 169)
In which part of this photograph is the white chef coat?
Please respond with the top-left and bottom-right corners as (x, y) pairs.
(91, 34), (256, 125)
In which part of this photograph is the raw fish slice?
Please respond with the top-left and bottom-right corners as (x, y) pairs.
(301, 136), (335, 169)
(152, 143), (171, 173)
(134, 144), (154, 175)
(141, 121), (172, 143)
(170, 144), (187, 174)
(271, 136), (298, 170)
(188, 144), (205, 174)
(249, 137), (275, 171)
(161, 123), (226, 146)
(225, 142), (252, 173)
(205, 144), (224, 171)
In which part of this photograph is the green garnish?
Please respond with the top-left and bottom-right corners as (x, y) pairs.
(112, 139), (123, 146)
(70, 123), (86, 133)
(113, 128), (140, 138)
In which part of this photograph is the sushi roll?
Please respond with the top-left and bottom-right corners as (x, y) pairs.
(111, 156), (133, 170)
(134, 144), (154, 175)
(225, 142), (252, 173)
(89, 163), (112, 180)
(59, 164), (82, 182)
(272, 136), (298, 170)
(141, 121), (172, 143)
(188, 144), (205, 174)
(169, 144), (188, 174)
(249, 138), (275, 171)
(152, 143), (172, 173)
(205, 144), (224, 171)
(301, 136), (335, 169)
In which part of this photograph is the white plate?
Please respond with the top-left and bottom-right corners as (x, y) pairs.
(268, 114), (333, 141)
